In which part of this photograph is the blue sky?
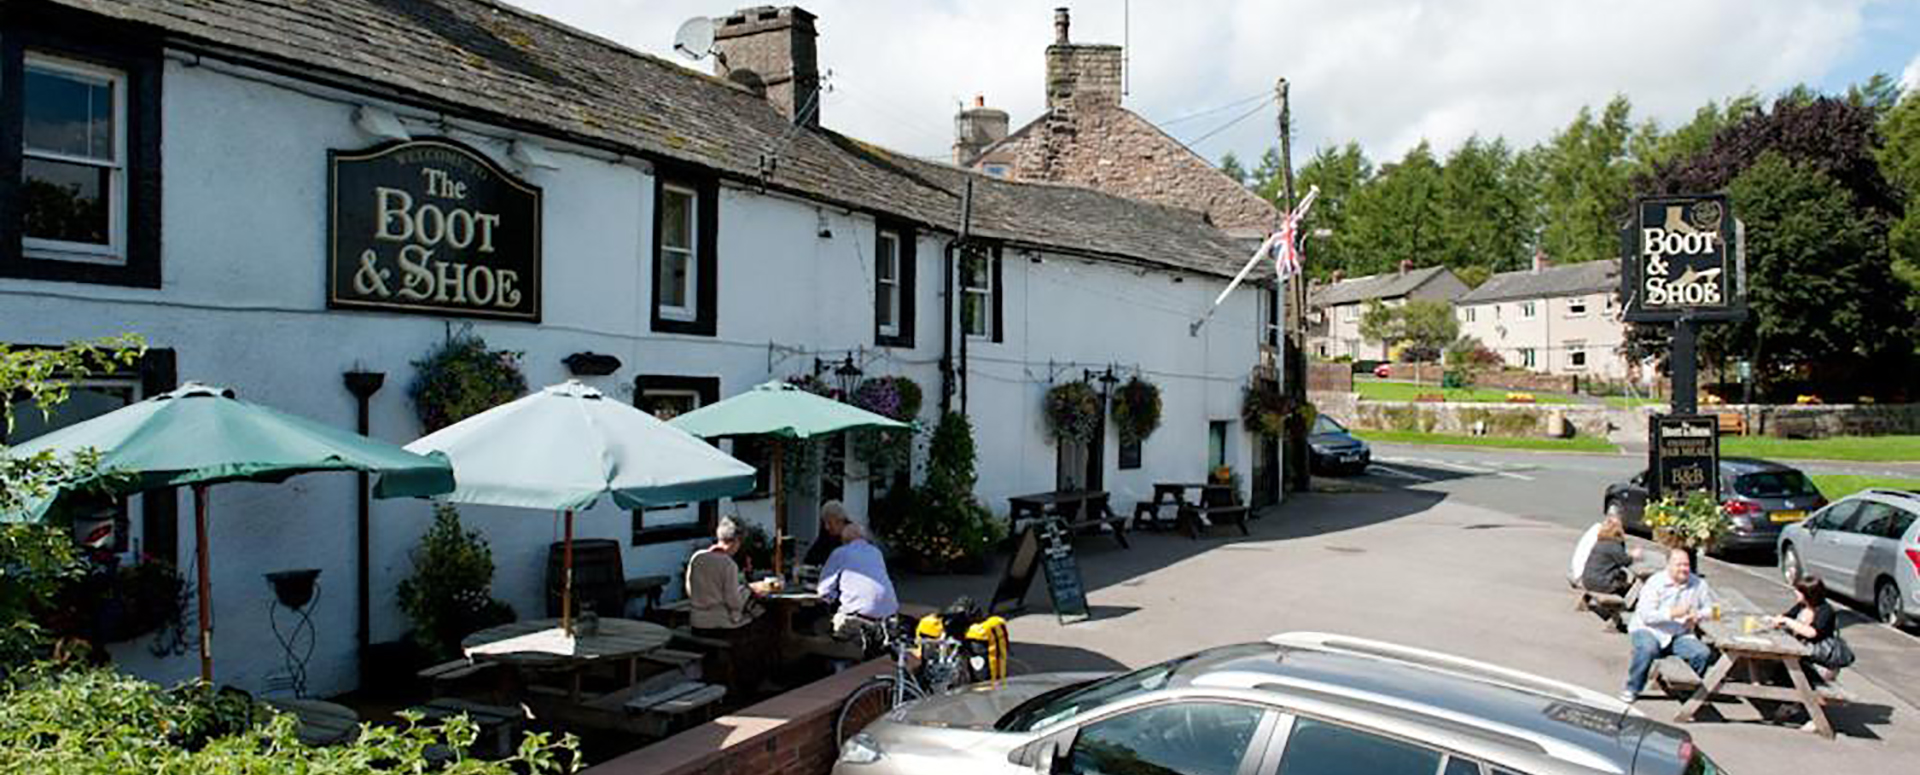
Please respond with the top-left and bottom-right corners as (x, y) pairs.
(516, 1), (1920, 169)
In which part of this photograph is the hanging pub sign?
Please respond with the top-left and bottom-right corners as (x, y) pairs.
(329, 138), (542, 321)
(1648, 414), (1719, 502)
(1620, 194), (1745, 323)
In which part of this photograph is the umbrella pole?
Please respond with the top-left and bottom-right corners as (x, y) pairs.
(772, 439), (785, 580)
(193, 484), (213, 684)
(562, 509), (575, 636)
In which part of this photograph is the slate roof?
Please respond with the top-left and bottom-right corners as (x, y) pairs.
(1457, 260), (1620, 304)
(49, 0), (1251, 278)
(1309, 265), (1456, 306)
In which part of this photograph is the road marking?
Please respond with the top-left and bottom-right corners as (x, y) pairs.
(1388, 457), (1537, 481)
(1368, 464), (1434, 482)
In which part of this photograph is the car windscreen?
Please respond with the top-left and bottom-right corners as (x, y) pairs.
(994, 643), (1276, 732)
(1312, 416), (1346, 435)
(1733, 471), (1818, 499)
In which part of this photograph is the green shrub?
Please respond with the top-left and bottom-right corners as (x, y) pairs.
(395, 503), (515, 661)
(887, 412), (1004, 570)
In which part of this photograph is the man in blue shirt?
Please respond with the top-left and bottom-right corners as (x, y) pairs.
(818, 520), (899, 641)
(1621, 547), (1718, 703)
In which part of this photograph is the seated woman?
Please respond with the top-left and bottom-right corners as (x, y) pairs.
(1580, 516), (1638, 596)
(1763, 576), (1851, 729)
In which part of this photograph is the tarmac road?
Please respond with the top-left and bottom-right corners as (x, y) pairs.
(1352, 441), (1920, 712)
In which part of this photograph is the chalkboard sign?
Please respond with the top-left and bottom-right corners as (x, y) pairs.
(987, 518), (1090, 624)
(1649, 414), (1719, 501)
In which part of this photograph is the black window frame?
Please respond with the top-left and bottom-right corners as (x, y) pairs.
(631, 374), (722, 545)
(0, 6), (162, 288)
(649, 165), (718, 336)
(874, 219), (916, 348)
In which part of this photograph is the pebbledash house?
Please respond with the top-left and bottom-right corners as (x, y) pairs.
(0, 0), (1284, 697)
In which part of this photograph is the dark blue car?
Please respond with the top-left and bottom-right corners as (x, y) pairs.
(1309, 415), (1371, 476)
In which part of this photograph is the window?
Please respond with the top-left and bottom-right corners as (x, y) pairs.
(1851, 502), (1900, 538)
(1520, 301), (1537, 318)
(874, 224), (917, 346)
(1885, 508), (1917, 541)
(1811, 500), (1861, 532)
(1566, 341), (1586, 370)
(1341, 304), (1358, 321)
(1567, 298), (1588, 317)
(1, 21), (163, 287)
(8, 379), (140, 553)
(1442, 756), (1486, 775)
(960, 244), (1000, 341)
(1067, 702), (1264, 775)
(1520, 348), (1537, 368)
(650, 172), (717, 335)
(1461, 306), (1475, 323)
(632, 375), (721, 543)
(1208, 421), (1229, 470)
(1494, 304), (1503, 319)
(1274, 717), (1441, 775)
(730, 436), (776, 499)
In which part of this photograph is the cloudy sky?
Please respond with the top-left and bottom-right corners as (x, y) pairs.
(515, 0), (1920, 167)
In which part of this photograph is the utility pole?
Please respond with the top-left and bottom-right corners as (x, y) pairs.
(1277, 77), (1309, 494)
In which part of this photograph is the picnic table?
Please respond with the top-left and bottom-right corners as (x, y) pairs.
(1667, 613), (1848, 739)
(1007, 489), (1129, 548)
(263, 698), (359, 746)
(1133, 483), (1214, 529)
(462, 617), (672, 702)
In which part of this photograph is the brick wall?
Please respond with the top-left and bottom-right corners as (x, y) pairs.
(584, 660), (889, 775)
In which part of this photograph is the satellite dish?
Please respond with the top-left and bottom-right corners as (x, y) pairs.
(674, 17), (715, 60)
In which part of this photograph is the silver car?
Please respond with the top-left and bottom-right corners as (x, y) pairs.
(1778, 488), (1920, 627)
(835, 632), (1717, 775)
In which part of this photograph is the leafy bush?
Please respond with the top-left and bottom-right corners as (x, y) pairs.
(1644, 491), (1731, 550)
(408, 332), (527, 433)
(0, 667), (581, 773)
(888, 413), (1004, 570)
(395, 503), (515, 660)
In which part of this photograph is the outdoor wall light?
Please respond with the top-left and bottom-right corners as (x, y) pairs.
(563, 352), (623, 376)
(816, 210), (834, 239)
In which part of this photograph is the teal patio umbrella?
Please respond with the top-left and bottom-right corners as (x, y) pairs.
(668, 380), (908, 577)
(404, 380), (755, 632)
(3, 382), (455, 682)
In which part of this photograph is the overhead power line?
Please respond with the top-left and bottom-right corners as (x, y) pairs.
(1179, 97), (1272, 149)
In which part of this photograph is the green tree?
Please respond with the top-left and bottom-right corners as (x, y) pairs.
(1294, 142), (1372, 279)
(1218, 151), (1248, 186)
(1438, 135), (1532, 272)
(1341, 141), (1446, 276)
(1880, 89), (1920, 329)
(1357, 299), (1458, 362)
(1537, 96), (1653, 265)
(1249, 147), (1287, 204)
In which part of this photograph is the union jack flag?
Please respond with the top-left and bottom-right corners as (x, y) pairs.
(1193, 186), (1318, 335)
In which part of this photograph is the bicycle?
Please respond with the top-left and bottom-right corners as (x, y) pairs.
(833, 615), (948, 748)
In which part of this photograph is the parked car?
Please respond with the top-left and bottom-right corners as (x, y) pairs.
(1373, 363), (1392, 378)
(836, 632), (1715, 775)
(1602, 457), (1826, 555)
(1777, 488), (1920, 628)
(1308, 415), (1371, 475)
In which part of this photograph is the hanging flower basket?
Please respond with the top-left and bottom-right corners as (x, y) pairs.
(1241, 381), (1293, 437)
(1045, 382), (1102, 444)
(1109, 376), (1162, 444)
(850, 376), (924, 470)
(409, 332), (527, 433)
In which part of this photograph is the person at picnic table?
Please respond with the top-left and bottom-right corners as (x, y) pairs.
(1757, 575), (1854, 729)
(802, 499), (854, 568)
(686, 518), (780, 692)
(817, 520), (899, 645)
(1581, 516), (1640, 596)
(1620, 546), (1718, 704)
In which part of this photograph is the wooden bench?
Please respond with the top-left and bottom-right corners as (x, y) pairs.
(623, 680), (727, 737)
(647, 598), (693, 627)
(1716, 413), (1747, 435)
(1655, 658), (1853, 705)
(1177, 486), (1251, 539)
(1572, 586), (1630, 632)
(414, 698), (523, 759)
(416, 659), (499, 697)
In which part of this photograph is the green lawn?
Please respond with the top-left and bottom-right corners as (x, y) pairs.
(1718, 435), (1920, 463)
(1603, 396), (1668, 409)
(1353, 430), (1618, 453)
(1356, 380), (1575, 404)
(1809, 474), (1920, 501)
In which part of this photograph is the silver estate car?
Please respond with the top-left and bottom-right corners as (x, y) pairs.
(834, 632), (1719, 775)
(1778, 488), (1920, 627)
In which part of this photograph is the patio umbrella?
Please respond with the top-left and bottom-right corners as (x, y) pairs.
(403, 380), (754, 633)
(3, 382), (455, 682)
(668, 380), (908, 577)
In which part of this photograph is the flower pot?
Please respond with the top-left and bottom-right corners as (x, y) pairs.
(266, 569), (322, 609)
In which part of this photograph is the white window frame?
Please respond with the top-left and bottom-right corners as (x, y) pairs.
(876, 228), (901, 337)
(1566, 341), (1587, 371)
(657, 183), (699, 322)
(1566, 298), (1588, 317)
(1520, 300), (1537, 319)
(1461, 306), (1476, 323)
(21, 54), (128, 265)
(639, 387), (704, 516)
(1520, 348), (1537, 368)
(961, 252), (993, 339)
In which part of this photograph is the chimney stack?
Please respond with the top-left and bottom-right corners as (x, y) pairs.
(1045, 8), (1123, 111)
(952, 94), (1010, 164)
(1399, 259), (1412, 275)
(713, 6), (821, 128)
(1531, 250), (1550, 273)
(1330, 269), (1344, 283)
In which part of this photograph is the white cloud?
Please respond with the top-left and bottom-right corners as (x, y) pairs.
(1904, 50), (1920, 94)
(510, 1), (1877, 166)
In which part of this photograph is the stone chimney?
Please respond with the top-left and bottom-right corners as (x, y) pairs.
(1045, 8), (1123, 111)
(952, 94), (1010, 164)
(1399, 259), (1412, 275)
(713, 6), (821, 127)
(1330, 269), (1344, 283)
(1531, 250), (1550, 273)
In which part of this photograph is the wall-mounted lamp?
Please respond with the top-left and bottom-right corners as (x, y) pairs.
(816, 210), (834, 239)
(510, 140), (561, 171)
(563, 352), (623, 377)
(353, 105), (410, 142)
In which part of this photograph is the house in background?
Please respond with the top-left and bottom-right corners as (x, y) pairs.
(1454, 258), (1631, 378)
(1308, 263), (1469, 361)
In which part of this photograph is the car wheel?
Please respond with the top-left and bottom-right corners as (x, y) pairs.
(1876, 579), (1905, 627)
(1780, 544), (1803, 586)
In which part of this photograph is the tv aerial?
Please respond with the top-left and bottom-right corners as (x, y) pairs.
(673, 17), (722, 64)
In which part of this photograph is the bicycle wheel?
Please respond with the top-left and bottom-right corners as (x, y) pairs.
(835, 676), (926, 748)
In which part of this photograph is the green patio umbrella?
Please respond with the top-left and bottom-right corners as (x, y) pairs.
(404, 380), (755, 633)
(3, 382), (455, 682)
(668, 380), (908, 577)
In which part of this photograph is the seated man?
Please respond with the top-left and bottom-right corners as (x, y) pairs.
(686, 518), (779, 691)
(1620, 547), (1717, 703)
(802, 499), (852, 568)
(817, 521), (899, 649)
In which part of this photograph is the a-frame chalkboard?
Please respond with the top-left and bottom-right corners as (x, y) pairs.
(988, 517), (1089, 624)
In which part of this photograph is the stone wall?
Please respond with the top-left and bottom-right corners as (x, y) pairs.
(1712, 403), (1920, 439)
(1309, 390), (1358, 425)
(1307, 362), (1353, 393)
(1348, 401), (1617, 439)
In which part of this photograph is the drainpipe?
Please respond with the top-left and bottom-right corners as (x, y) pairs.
(342, 371), (385, 654)
(941, 178), (975, 415)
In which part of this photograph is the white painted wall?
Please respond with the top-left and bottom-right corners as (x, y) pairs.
(0, 57), (1269, 697)
(1456, 291), (1631, 379)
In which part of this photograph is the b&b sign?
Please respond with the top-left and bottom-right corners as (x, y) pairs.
(329, 139), (542, 321)
(1621, 195), (1745, 322)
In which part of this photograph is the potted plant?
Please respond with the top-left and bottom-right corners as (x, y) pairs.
(1644, 490), (1730, 563)
(396, 503), (516, 661)
(1044, 382), (1101, 444)
(1109, 376), (1162, 444)
(408, 331), (527, 433)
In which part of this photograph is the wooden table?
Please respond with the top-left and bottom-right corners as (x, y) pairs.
(263, 698), (359, 746)
(1007, 490), (1128, 548)
(1673, 616), (1838, 739)
(761, 591), (830, 662)
(462, 617), (671, 702)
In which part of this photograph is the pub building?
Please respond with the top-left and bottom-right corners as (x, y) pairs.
(0, 0), (1279, 696)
